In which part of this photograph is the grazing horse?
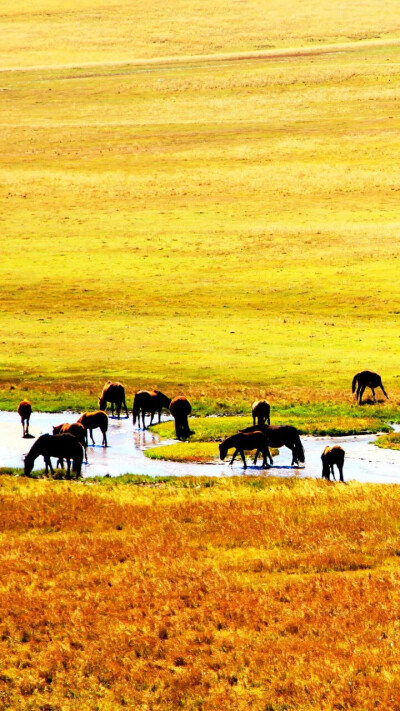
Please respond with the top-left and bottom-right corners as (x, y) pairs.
(99, 381), (128, 419)
(219, 432), (272, 469)
(252, 400), (270, 426)
(352, 370), (389, 404)
(24, 433), (83, 478)
(52, 422), (87, 461)
(321, 445), (345, 482)
(240, 424), (305, 466)
(169, 396), (192, 440)
(133, 390), (171, 429)
(77, 411), (108, 447)
(17, 400), (32, 437)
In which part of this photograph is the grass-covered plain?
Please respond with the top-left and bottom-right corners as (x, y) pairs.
(1, 474), (400, 710)
(0, 3), (400, 417)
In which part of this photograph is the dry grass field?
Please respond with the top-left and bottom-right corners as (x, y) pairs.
(0, 1), (400, 413)
(1, 474), (400, 710)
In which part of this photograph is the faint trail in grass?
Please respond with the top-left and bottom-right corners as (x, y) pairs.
(1, 37), (400, 74)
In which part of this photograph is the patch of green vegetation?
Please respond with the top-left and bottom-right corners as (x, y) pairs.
(374, 432), (400, 451)
(151, 407), (393, 444)
(145, 441), (220, 463)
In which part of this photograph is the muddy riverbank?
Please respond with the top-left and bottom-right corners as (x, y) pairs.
(1, 411), (399, 483)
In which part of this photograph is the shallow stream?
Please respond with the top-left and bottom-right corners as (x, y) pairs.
(1, 411), (399, 484)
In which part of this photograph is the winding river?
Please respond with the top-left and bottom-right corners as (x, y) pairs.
(0, 411), (399, 484)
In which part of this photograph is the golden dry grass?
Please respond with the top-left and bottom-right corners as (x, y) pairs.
(1, 475), (400, 710)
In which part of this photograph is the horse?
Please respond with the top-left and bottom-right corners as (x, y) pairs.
(77, 411), (108, 447)
(321, 445), (345, 482)
(252, 400), (270, 426)
(17, 400), (32, 437)
(132, 390), (171, 429)
(98, 381), (128, 419)
(24, 433), (84, 478)
(219, 432), (272, 469)
(52, 422), (87, 461)
(169, 396), (192, 440)
(352, 370), (389, 404)
(240, 424), (305, 466)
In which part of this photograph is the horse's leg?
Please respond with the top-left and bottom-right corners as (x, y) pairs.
(229, 449), (239, 465)
(46, 457), (54, 476)
(290, 446), (297, 466)
(359, 385), (366, 404)
(239, 450), (247, 469)
(102, 428), (108, 447)
(253, 449), (259, 465)
(330, 464), (336, 481)
(371, 388), (376, 401)
(264, 446), (272, 467)
(380, 383), (389, 400)
(338, 464), (344, 482)
(89, 429), (95, 445)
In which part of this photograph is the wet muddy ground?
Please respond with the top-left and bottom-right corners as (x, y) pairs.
(1, 411), (399, 484)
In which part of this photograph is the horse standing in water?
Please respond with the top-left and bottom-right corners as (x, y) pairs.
(169, 396), (192, 440)
(99, 381), (129, 418)
(52, 422), (87, 461)
(252, 400), (270, 426)
(132, 390), (171, 429)
(18, 400), (32, 437)
(78, 411), (109, 447)
(321, 445), (345, 482)
(240, 424), (305, 466)
(219, 432), (272, 469)
(352, 370), (389, 404)
(24, 433), (84, 478)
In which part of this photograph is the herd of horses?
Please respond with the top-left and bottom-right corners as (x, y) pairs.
(18, 370), (389, 482)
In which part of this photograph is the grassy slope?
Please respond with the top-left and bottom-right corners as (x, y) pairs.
(1, 474), (400, 710)
(0, 2), (400, 416)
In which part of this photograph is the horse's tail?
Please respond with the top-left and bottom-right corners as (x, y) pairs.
(293, 434), (305, 464)
(352, 374), (358, 394)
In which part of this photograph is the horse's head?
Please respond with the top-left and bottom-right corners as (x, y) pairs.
(99, 397), (106, 411)
(23, 454), (33, 477)
(219, 441), (227, 461)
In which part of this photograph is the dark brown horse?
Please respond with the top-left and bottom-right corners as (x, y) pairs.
(321, 445), (345, 482)
(24, 433), (84, 478)
(252, 400), (270, 426)
(169, 396), (192, 440)
(77, 410), (109, 447)
(52, 422), (87, 461)
(132, 390), (171, 429)
(17, 400), (32, 437)
(240, 424), (305, 466)
(219, 432), (272, 469)
(99, 381), (128, 418)
(352, 370), (389, 404)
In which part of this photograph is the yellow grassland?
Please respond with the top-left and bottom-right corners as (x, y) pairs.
(1, 475), (400, 709)
(1, 2), (400, 407)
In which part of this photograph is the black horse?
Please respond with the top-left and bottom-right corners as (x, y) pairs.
(24, 433), (84, 478)
(132, 390), (171, 429)
(169, 396), (192, 440)
(219, 432), (272, 469)
(352, 370), (389, 404)
(240, 424), (305, 466)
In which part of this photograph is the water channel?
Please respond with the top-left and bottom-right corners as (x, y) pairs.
(0, 411), (399, 484)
